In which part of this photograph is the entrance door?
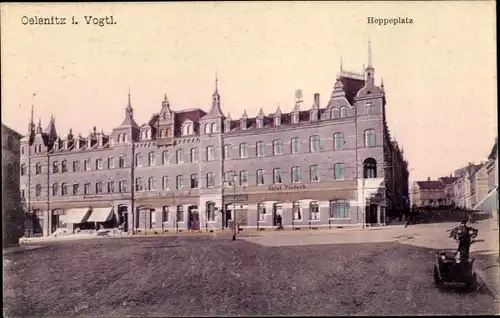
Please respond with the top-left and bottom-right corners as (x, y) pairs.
(365, 204), (378, 224)
(225, 204), (232, 228)
(188, 206), (200, 230)
(273, 204), (282, 226)
(118, 206), (128, 232)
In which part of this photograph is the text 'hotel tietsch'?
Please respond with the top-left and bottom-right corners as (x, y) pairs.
(20, 47), (410, 237)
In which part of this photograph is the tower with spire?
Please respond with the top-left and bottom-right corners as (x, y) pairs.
(111, 89), (140, 145)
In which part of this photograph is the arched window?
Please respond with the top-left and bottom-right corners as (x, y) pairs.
(206, 146), (215, 161)
(190, 148), (198, 162)
(61, 183), (68, 196)
(148, 177), (155, 191)
(20, 164), (27, 176)
(211, 122), (218, 133)
(176, 205), (184, 222)
(159, 129), (165, 138)
(204, 124), (210, 134)
(364, 129), (376, 147)
(176, 149), (184, 163)
(52, 161), (59, 173)
(292, 202), (302, 221)
(162, 176), (169, 190)
(135, 153), (142, 167)
(117, 133), (122, 143)
(135, 177), (143, 191)
(36, 163), (42, 175)
(257, 203), (266, 221)
(61, 160), (68, 173)
(206, 202), (216, 221)
(309, 135), (321, 152)
(363, 158), (377, 178)
(148, 152), (156, 166)
(123, 133), (128, 142)
(330, 108), (336, 119)
(206, 172), (215, 188)
(339, 107), (347, 118)
(52, 183), (58, 196)
(162, 151), (169, 165)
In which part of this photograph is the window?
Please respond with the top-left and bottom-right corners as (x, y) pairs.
(61, 160), (68, 173)
(256, 118), (263, 129)
(292, 202), (302, 221)
(310, 165), (320, 182)
(211, 122), (218, 134)
(207, 202), (216, 222)
(291, 137), (300, 154)
(224, 120), (231, 133)
(363, 158), (377, 178)
(52, 183), (58, 196)
(96, 182), (103, 194)
(183, 124), (192, 136)
(162, 151), (169, 165)
(239, 143), (248, 158)
(366, 101), (375, 114)
(256, 141), (265, 157)
(35, 184), (42, 197)
(364, 129), (376, 147)
(258, 203), (266, 221)
(224, 171), (235, 185)
(339, 107), (347, 118)
(119, 156), (126, 168)
(148, 177), (156, 191)
(334, 133), (345, 150)
(52, 161), (59, 173)
(274, 116), (281, 127)
(176, 175), (184, 190)
(256, 169), (265, 185)
(108, 157), (114, 169)
(107, 181), (115, 193)
(119, 180), (127, 192)
(240, 119), (247, 131)
(136, 178), (143, 191)
(239, 171), (248, 186)
(190, 148), (198, 162)
(123, 133), (129, 142)
(330, 200), (350, 218)
(21, 164), (26, 176)
(96, 159), (103, 170)
(148, 152), (156, 166)
(310, 110), (318, 121)
(162, 206), (169, 222)
(84, 159), (90, 171)
(334, 163), (345, 180)
(177, 206), (184, 222)
(204, 124), (210, 134)
(73, 183), (79, 195)
(273, 168), (283, 184)
(84, 183), (91, 195)
(36, 163), (42, 174)
(135, 153), (143, 167)
(206, 146), (215, 161)
(273, 140), (283, 155)
(162, 176), (169, 190)
(21, 184), (27, 198)
(190, 174), (198, 189)
(292, 112), (299, 124)
(291, 166), (301, 183)
(310, 201), (320, 220)
(176, 149), (184, 164)
(330, 108), (336, 119)
(206, 172), (215, 188)
(223, 144), (231, 159)
(309, 135), (321, 153)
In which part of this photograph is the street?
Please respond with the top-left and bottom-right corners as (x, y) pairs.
(3, 227), (498, 317)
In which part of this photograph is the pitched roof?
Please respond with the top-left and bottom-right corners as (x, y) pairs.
(339, 76), (365, 104)
(416, 181), (445, 190)
(439, 177), (459, 185)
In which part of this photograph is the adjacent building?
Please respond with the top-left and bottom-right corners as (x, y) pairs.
(20, 44), (409, 236)
(474, 138), (498, 218)
(453, 163), (484, 209)
(2, 123), (24, 246)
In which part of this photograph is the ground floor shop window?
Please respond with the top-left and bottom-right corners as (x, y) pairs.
(176, 206), (184, 222)
(206, 202), (216, 222)
(292, 202), (302, 221)
(310, 201), (319, 220)
(258, 203), (266, 221)
(330, 200), (350, 218)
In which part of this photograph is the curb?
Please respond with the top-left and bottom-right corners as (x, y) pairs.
(3, 245), (47, 256)
(473, 261), (499, 300)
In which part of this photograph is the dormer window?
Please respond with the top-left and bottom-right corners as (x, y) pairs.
(274, 116), (281, 127)
(310, 110), (318, 122)
(211, 122), (218, 133)
(240, 119), (247, 131)
(87, 138), (92, 148)
(98, 137), (103, 147)
(339, 107), (347, 118)
(257, 118), (263, 129)
(182, 124), (192, 136)
(224, 120), (231, 133)
(330, 108), (336, 119)
(204, 124), (210, 134)
(292, 113), (299, 124)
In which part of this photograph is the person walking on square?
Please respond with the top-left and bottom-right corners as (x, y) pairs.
(276, 214), (283, 230)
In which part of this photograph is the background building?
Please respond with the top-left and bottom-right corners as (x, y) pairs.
(19, 44), (409, 236)
(474, 138), (498, 219)
(2, 123), (24, 246)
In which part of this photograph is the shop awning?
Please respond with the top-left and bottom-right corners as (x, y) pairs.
(87, 208), (114, 223)
(474, 187), (498, 212)
(64, 208), (91, 224)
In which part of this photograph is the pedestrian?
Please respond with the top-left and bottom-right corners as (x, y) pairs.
(277, 214), (283, 230)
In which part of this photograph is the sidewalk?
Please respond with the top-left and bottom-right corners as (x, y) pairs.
(3, 245), (46, 256)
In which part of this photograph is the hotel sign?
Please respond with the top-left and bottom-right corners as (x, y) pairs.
(268, 184), (306, 191)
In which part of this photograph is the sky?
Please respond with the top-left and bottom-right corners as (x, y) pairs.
(1, 1), (497, 183)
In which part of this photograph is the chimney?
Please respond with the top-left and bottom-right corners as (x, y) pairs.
(427, 177), (431, 181)
(313, 93), (320, 108)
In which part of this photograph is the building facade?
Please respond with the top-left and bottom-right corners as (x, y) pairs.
(20, 47), (409, 236)
(2, 124), (24, 246)
(474, 138), (498, 218)
(411, 178), (447, 207)
(452, 163), (483, 210)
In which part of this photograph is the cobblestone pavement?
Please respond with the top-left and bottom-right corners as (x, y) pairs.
(3, 235), (498, 317)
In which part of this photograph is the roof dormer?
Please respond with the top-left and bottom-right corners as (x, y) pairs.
(224, 113), (232, 133)
(181, 120), (194, 136)
(274, 105), (282, 127)
(256, 108), (265, 129)
(240, 110), (248, 131)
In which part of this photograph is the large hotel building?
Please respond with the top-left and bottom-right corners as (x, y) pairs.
(19, 47), (409, 237)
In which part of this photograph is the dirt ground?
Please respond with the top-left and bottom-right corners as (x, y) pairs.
(3, 236), (498, 317)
